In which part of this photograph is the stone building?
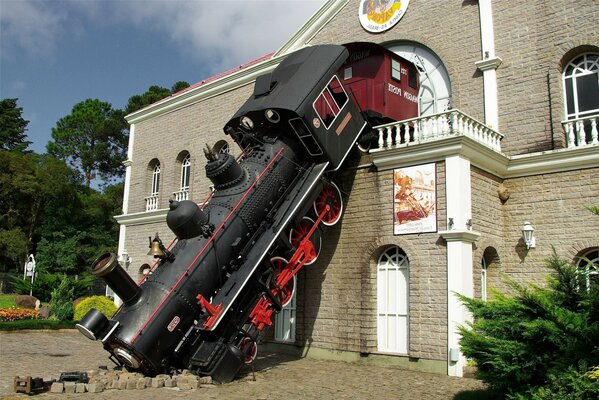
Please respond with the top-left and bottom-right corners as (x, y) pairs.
(114, 0), (599, 377)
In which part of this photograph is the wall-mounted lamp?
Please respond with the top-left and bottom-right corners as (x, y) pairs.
(118, 251), (130, 268)
(522, 221), (536, 249)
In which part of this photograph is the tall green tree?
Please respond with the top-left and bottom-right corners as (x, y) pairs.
(0, 150), (79, 271)
(0, 98), (31, 152)
(47, 99), (128, 187)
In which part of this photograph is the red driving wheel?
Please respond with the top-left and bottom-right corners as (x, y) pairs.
(239, 337), (258, 364)
(289, 216), (322, 265)
(313, 181), (343, 226)
(270, 257), (295, 307)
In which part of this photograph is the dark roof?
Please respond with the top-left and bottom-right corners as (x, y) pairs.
(231, 44), (349, 117)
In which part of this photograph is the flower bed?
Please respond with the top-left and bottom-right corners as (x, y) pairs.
(0, 306), (40, 322)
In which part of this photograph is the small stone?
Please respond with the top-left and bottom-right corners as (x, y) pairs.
(199, 376), (212, 385)
(177, 377), (191, 390)
(136, 378), (146, 390)
(144, 377), (152, 387)
(126, 379), (137, 389)
(50, 382), (64, 393)
(151, 377), (164, 388)
(64, 382), (76, 394)
(76, 383), (86, 393)
(163, 377), (174, 387)
(110, 378), (119, 389)
(180, 369), (192, 375)
(189, 378), (200, 389)
(86, 382), (105, 393)
(117, 379), (128, 390)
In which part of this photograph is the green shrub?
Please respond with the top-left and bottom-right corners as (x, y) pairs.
(508, 366), (599, 400)
(50, 276), (74, 321)
(458, 249), (599, 397)
(74, 295), (117, 321)
(0, 319), (77, 331)
(13, 272), (93, 302)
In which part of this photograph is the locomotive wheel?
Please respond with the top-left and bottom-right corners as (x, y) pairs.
(289, 216), (322, 265)
(239, 337), (258, 364)
(313, 181), (343, 226)
(270, 257), (295, 308)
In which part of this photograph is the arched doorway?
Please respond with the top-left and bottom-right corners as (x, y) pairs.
(377, 246), (409, 354)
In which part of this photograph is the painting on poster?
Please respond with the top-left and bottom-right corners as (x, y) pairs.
(393, 163), (436, 235)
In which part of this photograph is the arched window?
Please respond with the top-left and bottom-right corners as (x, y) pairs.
(481, 257), (488, 302)
(387, 43), (452, 116)
(577, 248), (599, 291)
(377, 246), (409, 354)
(146, 159), (161, 211)
(563, 53), (599, 121)
(180, 154), (191, 192)
(151, 163), (161, 196)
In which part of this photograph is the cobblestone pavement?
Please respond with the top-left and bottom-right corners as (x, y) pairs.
(0, 330), (488, 399)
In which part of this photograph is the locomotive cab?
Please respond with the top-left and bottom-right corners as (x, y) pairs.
(224, 45), (368, 170)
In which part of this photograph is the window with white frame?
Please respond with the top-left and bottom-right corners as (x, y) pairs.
(180, 154), (191, 192)
(151, 162), (160, 196)
(275, 278), (297, 342)
(577, 248), (599, 291)
(563, 53), (599, 121)
(481, 257), (488, 301)
(377, 246), (409, 354)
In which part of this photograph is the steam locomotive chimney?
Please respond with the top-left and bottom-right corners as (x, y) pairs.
(205, 144), (244, 190)
(91, 252), (141, 305)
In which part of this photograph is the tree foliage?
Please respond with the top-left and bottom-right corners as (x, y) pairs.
(125, 82), (190, 114)
(47, 99), (128, 187)
(459, 249), (599, 398)
(0, 98), (31, 152)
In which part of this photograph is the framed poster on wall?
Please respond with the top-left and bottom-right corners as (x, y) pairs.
(393, 163), (437, 235)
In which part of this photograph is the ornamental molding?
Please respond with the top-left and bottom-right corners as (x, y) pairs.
(439, 230), (481, 243)
(371, 136), (599, 179)
(474, 56), (503, 71)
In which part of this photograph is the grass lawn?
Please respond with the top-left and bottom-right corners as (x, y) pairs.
(0, 294), (16, 308)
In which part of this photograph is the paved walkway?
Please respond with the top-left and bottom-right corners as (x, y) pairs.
(0, 330), (489, 399)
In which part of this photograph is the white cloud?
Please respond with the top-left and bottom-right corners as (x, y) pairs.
(1, 0), (324, 71)
(111, 0), (325, 73)
(0, 0), (68, 59)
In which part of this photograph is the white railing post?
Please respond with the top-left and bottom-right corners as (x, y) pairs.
(591, 117), (598, 145)
(577, 120), (586, 146)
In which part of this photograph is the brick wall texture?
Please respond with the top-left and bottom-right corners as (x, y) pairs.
(118, 0), (599, 370)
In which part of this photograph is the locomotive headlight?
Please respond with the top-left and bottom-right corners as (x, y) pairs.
(240, 116), (254, 130)
(265, 109), (280, 123)
(114, 347), (141, 369)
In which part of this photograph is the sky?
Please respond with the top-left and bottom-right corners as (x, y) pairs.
(0, 0), (325, 154)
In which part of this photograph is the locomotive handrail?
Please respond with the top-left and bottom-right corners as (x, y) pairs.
(371, 109), (504, 152)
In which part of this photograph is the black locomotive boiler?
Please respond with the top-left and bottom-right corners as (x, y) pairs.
(77, 43), (420, 382)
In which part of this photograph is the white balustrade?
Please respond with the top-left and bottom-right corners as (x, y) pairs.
(562, 116), (599, 148)
(371, 109), (504, 152)
(173, 189), (189, 202)
(145, 195), (159, 212)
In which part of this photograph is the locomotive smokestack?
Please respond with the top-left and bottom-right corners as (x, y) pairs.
(91, 252), (141, 305)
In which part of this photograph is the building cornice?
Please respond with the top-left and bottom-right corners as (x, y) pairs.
(371, 136), (599, 179)
(115, 209), (167, 226)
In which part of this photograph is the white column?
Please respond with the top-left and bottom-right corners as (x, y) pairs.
(475, 0), (502, 130)
(110, 123), (136, 306)
(440, 155), (480, 377)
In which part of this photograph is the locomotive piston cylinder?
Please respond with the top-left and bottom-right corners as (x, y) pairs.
(91, 252), (141, 305)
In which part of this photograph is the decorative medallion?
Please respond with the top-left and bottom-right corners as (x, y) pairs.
(359, 0), (410, 33)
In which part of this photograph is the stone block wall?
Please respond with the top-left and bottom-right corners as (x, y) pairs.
(294, 161), (448, 361)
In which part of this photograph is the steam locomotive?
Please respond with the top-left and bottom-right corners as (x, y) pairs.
(76, 42), (420, 382)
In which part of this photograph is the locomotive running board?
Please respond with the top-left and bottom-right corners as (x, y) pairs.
(199, 161), (330, 331)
